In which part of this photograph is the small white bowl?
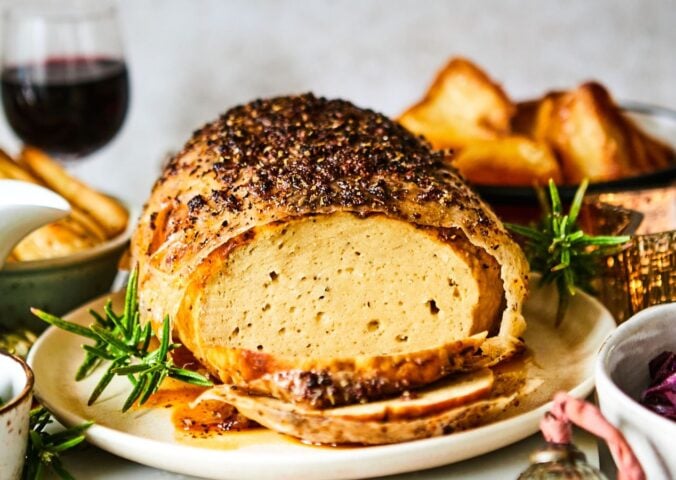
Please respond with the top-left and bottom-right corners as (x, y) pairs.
(596, 302), (676, 480)
(0, 351), (34, 479)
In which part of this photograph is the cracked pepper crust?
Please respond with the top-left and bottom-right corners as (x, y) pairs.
(131, 94), (530, 402)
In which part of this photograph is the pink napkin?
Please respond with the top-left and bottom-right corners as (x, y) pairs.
(540, 392), (645, 480)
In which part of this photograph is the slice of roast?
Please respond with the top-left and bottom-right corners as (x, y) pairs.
(199, 369), (527, 445)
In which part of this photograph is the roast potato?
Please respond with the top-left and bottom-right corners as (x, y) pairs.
(398, 57), (514, 149)
(452, 136), (562, 186)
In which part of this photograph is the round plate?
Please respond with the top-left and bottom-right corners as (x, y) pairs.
(28, 283), (615, 480)
(474, 103), (676, 205)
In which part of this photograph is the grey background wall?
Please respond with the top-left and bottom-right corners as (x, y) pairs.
(0, 0), (673, 205)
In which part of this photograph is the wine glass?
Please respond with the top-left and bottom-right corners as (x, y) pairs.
(0, 1), (130, 159)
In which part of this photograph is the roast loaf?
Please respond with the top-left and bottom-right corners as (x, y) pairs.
(131, 94), (529, 406)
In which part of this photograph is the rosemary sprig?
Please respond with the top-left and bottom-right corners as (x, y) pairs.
(506, 179), (630, 326)
(31, 268), (212, 412)
(23, 406), (91, 480)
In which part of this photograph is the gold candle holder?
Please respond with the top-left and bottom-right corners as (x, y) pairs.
(587, 185), (676, 323)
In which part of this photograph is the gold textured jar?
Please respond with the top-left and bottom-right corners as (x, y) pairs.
(588, 185), (676, 323)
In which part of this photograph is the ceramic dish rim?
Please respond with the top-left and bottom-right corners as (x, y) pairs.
(0, 350), (34, 415)
(595, 302), (676, 433)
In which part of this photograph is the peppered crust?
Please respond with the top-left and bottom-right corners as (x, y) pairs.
(145, 94), (491, 258)
(131, 94), (529, 390)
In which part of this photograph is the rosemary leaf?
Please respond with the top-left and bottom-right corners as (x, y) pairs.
(139, 370), (162, 405)
(23, 407), (91, 480)
(157, 315), (171, 361)
(30, 309), (98, 341)
(90, 325), (131, 353)
(123, 267), (138, 333)
(51, 435), (87, 453)
(103, 301), (123, 330)
(506, 178), (631, 325)
(139, 321), (153, 353)
(81, 345), (115, 361)
(46, 422), (93, 445)
(122, 375), (147, 412)
(88, 361), (119, 406)
(75, 353), (102, 381)
(88, 309), (110, 328)
(568, 179), (588, 223)
(111, 363), (154, 375)
(32, 268), (212, 413)
(51, 459), (76, 480)
(169, 368), (217, 387)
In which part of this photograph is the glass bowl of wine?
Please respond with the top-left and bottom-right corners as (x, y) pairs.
(0, 1), (130, 159)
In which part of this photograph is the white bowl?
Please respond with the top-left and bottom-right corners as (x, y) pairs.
(596, 303), (676, 480)
(0, 351), (34, 480)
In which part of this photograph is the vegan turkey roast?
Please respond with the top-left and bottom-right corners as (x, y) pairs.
(131, 94), (529, 419)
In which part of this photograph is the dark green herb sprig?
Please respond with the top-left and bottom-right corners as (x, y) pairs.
(31, 268), (212, 412)
(506, 179), (630, 326)
(23, 406), (91, 480)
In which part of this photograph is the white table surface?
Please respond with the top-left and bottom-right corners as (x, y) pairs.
(1, 0), (662, 477)
(57, 430), (599, 480)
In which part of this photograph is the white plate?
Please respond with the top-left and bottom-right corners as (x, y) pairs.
(28, 282), (615, 480)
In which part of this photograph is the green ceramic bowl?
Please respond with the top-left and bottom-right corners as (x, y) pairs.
(0, 221), (132, 333)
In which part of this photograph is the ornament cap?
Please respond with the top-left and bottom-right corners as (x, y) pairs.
(529, 442), (586, 465)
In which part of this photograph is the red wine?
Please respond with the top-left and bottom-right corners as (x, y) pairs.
(1, 57), (129, 157)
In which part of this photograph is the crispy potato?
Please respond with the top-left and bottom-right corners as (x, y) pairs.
(452, 136), (562, 186)
(20, 146), (128, 237)
(544, 83), (643, 183)
(398, 118), (499, 151)
(404, 57), (676, 186)
(401, 57), (675, 186)
(519, 86), (675, 183)
(0, 149), (41, 182)
(510, 100), (538, 137)
(12, 219), (99, 261)
(68, 208), (107, 241)
(511, 93), (560, 142)
(398, 57), (515, 149)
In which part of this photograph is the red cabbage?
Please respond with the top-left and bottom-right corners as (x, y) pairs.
(640, 351), (676, 421)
